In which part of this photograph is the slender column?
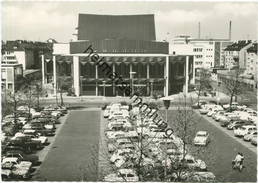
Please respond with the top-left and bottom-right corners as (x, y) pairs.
(112, 63), (115, 96)
(147, 62), (150, 95)
(73, 56), (80, 96)
(147, 62), (150, 79)
(41, 55), (45, 85)
(96, 65), (98, 96)
(192, 59), (196, 84)
(53, 56), (57, 95)
(165, 56), (169, 96)
(185, 56), (189, 95)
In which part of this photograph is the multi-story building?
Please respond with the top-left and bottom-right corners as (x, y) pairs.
(224, 40), (252, 69)
(246, 43), (257, 77)
(1, 63), (23, 93)
(41, 14), (194, 97)
(190, 39), (232, 68)
(171, 36), (232, 69)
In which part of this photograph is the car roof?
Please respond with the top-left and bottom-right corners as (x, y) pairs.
(197, 131), (207, 135)
(118, 169), (135, 174)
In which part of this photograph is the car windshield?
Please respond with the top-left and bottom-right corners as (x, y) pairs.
(197, 133), (206, 137)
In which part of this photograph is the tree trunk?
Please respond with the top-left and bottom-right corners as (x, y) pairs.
(60, 89), (64, 106)
(229, 93), (233, 111)
(197, 87), (201, 107)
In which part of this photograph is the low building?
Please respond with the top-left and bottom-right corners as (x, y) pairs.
(1, 40), (52, 70)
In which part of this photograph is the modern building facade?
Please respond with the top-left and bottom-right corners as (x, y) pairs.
(42, 14), (193, 97)
(171, 36), (232, 69)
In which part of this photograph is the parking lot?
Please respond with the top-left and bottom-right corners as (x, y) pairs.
(166, 109), (257, 182)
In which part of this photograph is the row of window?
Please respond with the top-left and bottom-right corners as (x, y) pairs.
(206, 48), (213, 51)
(195, 55), (203, 58)
(3, 56), (16, 60)
(193, 48), (203, 52)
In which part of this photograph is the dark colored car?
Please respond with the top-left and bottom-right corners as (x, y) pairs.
(5, 150), (40, 166)
(3, 145), (28, 154)
(227, 121), (254, 130)
(8, 136), (43, 151)
(31, 125), (55, 136)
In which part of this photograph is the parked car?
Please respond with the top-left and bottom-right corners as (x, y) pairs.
(180, 154), (207, 171)
(219, 116), (231, 127)
(104, 169), (139, 181)
(194, 131), (210, 146)
(251, 135), (257, 146)
(227, 121), (253, 130)
(8, 136), (43, 151)
(4, 150), (40, 166)
(243, 131), (257, 141)
(172, 171), (215, 182)
(2, 157), (32, 179)
(192, 100), (208, 109)
(234, 125), (257, 137)
(213, 111), (225, 121)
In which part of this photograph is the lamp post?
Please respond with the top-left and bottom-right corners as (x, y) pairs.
(103, 80), (106, 97)
(130, 71), (136, 95)
(150, 81), (154, 97)
(162, 98), (171, 180)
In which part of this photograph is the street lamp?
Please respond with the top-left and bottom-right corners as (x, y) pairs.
(102, 80), (106, 97)
(130, 71), (136, 95)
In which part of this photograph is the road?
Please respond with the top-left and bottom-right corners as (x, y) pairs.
(167, 109), (257, 182)
(34, 109), (101, 181)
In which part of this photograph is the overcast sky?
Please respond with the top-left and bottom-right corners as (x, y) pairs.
(2, 1), (258, 43)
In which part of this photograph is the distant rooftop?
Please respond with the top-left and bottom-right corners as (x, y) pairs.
(2, 40), (53, 52)
(224, 40), (252, 51)
(77, 14), (156, 41)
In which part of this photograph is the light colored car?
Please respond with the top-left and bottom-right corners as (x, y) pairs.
(234, 125), (257, 137)
(194, 131), (210, 146)
(110, 149), (132, 163)
(180, 154), (207, 171)
(104, 169), (139, 181)
(172, 171), (216, 182)
(223, 102), (238, 110)
(251, 135), (257, 146)
(105, 131), (125, 139)
(213, 111), (225, 121)
(2, 157), (32, 179)
(13, 131), (48, 145)
(219, 116), (231, 127)
(103, 106), (111, 118)
(199, 108), (209, 115)
(243, 131), (257, 141)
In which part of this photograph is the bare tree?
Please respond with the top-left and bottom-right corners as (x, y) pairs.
(195, 68), (212, 107)
(57, 75), (72, 106)
(221, 69), (244, 110)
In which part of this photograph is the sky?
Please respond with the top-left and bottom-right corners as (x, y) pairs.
(1, 1), (258, 43)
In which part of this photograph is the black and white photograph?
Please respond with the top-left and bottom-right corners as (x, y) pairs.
(1, 0), (257, 182)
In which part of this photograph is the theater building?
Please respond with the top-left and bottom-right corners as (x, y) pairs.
(42, 14), (193, 97)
